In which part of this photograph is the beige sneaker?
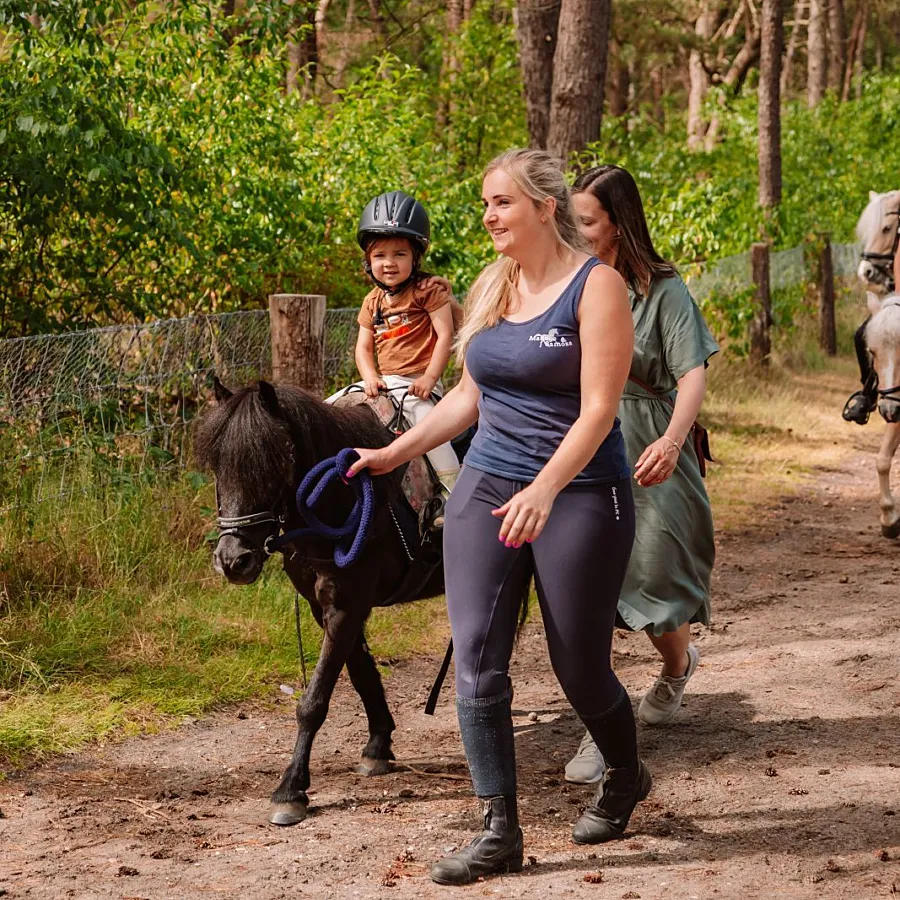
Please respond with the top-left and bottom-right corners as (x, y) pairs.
(564, 730), (607, 784)
(637, 644), (700, 726)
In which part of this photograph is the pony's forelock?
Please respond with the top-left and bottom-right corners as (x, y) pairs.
(857, 191), (900, 247)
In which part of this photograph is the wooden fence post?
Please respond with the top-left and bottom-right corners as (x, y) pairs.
(268, 294), (327, 395)
(818, 233), (837, 356)
(750, 242), (772, 365)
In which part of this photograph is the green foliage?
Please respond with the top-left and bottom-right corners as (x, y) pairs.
(1, 0), (899, 339)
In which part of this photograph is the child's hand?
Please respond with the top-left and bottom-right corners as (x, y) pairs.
(421, 275), (453, 294)
(409, 374), (438, 400)
(364, 377), (386, 398)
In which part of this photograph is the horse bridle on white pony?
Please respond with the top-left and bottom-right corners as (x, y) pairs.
(860, 202), (900, 293)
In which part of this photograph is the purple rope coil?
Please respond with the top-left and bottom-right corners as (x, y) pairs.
(268, 448), (375, 568)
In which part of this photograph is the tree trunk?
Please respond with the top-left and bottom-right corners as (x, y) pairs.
(842, 0), (864, 100)
(704, 9), (760, 151)
(608, 39), (629, 117)
(687, 4), (715, 150)
(826, 0), (845, 92)
(514, 0), (562, 149)
(438, 0), (466, 132)
(547, 0), (611, 162)
(759, 0), (783, 209)
(335, 0), (357, 87)
(781, 0), (808, 96)
(853, 4), (867, 98)
(366, 0), (385, 39)
(286, 2), (319, 97)
(807, 0), (827, 106)
(315, 0), (332, 53)
(651, 65), (665, 126)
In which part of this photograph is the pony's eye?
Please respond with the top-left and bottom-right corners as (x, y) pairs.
(883, 226), (892, 233)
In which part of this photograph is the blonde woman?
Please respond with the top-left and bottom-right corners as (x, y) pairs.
(347, 149), (651, 885)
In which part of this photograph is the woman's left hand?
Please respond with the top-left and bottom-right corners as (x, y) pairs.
(491, 482), (557, 546)
(634, 437), (680, 487)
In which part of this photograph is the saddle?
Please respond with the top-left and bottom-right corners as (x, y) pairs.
(332, 389), (444, 608)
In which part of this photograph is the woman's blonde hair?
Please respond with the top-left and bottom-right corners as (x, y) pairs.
(456, 148), (589, 356)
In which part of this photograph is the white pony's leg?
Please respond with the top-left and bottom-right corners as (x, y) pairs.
(876, 422), (900, 538)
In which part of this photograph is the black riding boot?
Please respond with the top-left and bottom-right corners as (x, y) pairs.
(571, 760), (653, 844)
(430, 795), (523, 885)
(844, 318), (878, 425)
(430, 688), (523, 885)
(572, 688), (650, 844)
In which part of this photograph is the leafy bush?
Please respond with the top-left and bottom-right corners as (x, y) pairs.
(2, 0), (897, 337)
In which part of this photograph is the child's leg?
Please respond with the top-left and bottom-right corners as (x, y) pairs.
(324, 381), (365, 405)
(397, 377), (461, 488)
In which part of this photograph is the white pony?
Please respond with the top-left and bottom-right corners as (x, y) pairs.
(864, 291), (900, 538)
(857, 190), (900, 293)
(853, 192), (900, 537)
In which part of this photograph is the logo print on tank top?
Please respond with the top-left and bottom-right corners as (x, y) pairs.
(528, 327), (573, 348)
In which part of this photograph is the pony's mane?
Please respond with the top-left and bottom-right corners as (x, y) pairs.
(193, 384), (397, 501)
(857, 191), (900, 244)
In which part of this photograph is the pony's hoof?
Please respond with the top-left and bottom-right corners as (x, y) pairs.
(355, 758), (393, 777)
(269, 801), (308, 826)
(881, 519), (900, 539)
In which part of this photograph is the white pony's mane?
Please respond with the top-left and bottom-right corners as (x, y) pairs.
(857, 190), (900, 245)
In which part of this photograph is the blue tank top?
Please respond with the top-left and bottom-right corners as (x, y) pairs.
(464, 258), (630, 485)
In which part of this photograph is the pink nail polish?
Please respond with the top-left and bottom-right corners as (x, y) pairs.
(345, 469), (354, 479)
(513, 542), (521, 548)
(505, 541), (512, 548)
(526, 538), (533, 543)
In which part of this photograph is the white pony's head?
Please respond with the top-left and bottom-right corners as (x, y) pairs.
(865, 291), (900, 423)
(857, 190), (900, 293)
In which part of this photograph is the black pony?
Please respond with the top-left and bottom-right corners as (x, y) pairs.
(194, 379), (446, 826)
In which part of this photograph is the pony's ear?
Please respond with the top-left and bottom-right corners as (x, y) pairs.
(257, 380), (280, 418)
(867, 291), (883, 317)
(213, 376), (233, 403)
(870, 190), (880, 201)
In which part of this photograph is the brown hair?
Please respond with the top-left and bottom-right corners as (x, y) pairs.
(572, 164), (675, 295)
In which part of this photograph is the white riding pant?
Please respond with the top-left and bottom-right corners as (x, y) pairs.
(327, 374), (460, 486)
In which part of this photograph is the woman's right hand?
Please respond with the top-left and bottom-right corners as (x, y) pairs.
(345, 446), (398, 478)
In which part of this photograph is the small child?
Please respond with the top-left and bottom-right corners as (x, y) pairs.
(334, 190), (460, 490)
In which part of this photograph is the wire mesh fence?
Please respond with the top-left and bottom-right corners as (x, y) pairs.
(688, 241), (860, 302)
(0, 241), (867, 514)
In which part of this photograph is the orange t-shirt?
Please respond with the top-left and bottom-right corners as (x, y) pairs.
(358, 281), (454, 376)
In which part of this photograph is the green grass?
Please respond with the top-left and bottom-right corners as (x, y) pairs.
(0, 474), (451, 770)
(0, 288), (875, 769)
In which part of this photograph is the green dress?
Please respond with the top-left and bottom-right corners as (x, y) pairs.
(617, 274), (719, 637)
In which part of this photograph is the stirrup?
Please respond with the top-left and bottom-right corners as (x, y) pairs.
(842, 391), (874, 425)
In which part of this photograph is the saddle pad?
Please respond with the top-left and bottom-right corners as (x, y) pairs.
(332, 392), (437, 515)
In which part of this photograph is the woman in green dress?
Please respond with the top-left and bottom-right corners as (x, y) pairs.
(565, 164), (719, 785)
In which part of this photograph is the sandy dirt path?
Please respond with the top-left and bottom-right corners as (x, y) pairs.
(1, 449), (899, 900)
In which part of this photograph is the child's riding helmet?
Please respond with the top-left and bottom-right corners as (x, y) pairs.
(357, 191), (430, 255)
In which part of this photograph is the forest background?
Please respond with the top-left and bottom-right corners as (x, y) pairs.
(2, 0), (900, 342)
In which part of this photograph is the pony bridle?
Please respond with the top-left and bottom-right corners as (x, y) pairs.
(215, 486), (286, 557)
(860, 206), (900, 292)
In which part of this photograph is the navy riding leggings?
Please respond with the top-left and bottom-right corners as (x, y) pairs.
(443, 465), (636, 719)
